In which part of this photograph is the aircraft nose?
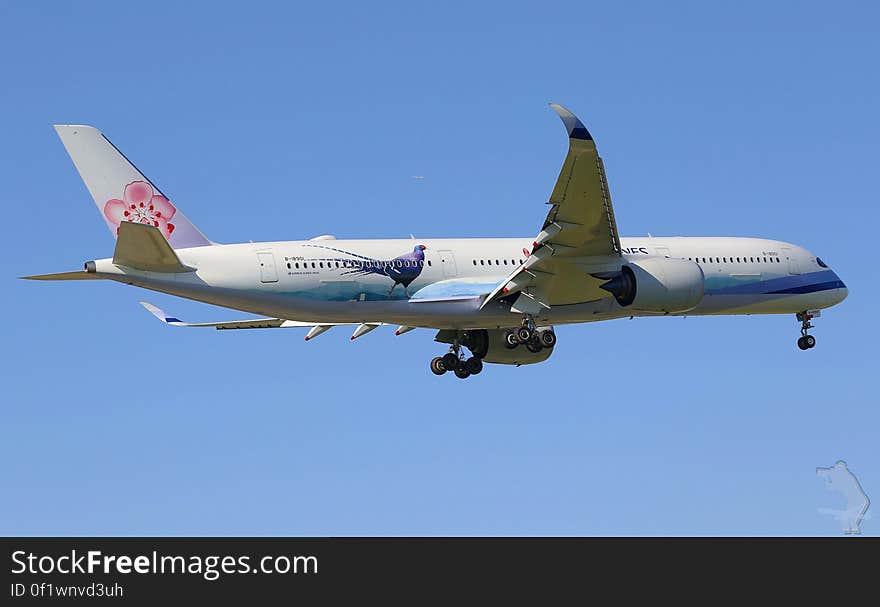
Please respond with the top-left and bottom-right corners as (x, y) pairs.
(833, 271), (848, 302)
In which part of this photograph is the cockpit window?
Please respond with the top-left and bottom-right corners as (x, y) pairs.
(816, 257), (828, 268)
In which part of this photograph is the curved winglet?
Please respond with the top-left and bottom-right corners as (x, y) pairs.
(549, 103), (592, 141)
(140, 301), (185, 325)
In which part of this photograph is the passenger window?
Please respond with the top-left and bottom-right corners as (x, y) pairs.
(480, 260), (485, 265)
(503, 259), (508, 265)
(473, 260), (476, 265)
(287, 262), (291, 269)
(427, 260), (432, 267)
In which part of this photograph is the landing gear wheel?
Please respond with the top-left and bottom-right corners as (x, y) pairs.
(453, 366), (471, 379)
(465, 357), (483, 375)
(442, 352), (460, 371)
(504, 331), (519, 349)
(796, 311), (818, 351)
(430, 356), (447, 375)
(538, 330), (556, 348)
(516, 326), (533, 344)
(526, 340), (543, 353)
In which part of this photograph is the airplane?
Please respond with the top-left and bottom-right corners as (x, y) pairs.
(24, 104), (848, 379)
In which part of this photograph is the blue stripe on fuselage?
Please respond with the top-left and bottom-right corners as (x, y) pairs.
(766, 280), (846, 295)
(705, 270), (844, 296)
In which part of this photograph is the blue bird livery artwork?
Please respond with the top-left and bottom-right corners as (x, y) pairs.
(304, 243), (427, 297)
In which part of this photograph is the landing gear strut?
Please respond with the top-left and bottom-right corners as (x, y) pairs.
(796, 311), (818, 350)
(429, 335), (484, 379)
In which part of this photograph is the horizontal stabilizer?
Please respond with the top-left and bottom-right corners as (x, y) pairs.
(20, 270), (103, 281)
(114, 222), (195, 273)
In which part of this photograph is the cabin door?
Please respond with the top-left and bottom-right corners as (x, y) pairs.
(257, 251), (279, 283)
(438, 250), (458, 278)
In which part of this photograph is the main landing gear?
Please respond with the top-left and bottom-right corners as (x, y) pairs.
(796, 311), (819, 350)
(430, 340), (484, 380)
(504, 317), (556, 354)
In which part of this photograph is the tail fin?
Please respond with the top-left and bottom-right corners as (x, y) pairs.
(53, 125), (212, 248)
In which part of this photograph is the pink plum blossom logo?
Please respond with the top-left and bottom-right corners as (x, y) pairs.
(103, 180), (177, 239)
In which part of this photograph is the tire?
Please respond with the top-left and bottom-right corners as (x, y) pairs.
(516, 326), (532, 343)
(538, 330), (556, 348)
(442, 352), (460, 370)
(504, 331), (519, 349)
(526, 341), (543, 353)
(465, 357), (483, 375)
(430, 356), (446, 375)
(454, 366), (471, 379)
(797, 336), (808, 350)
(804, 335), (816, 349)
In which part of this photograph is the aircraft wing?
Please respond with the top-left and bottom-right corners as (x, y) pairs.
(481, 103), (622, 313)
(139, 302), (389, 340)
(140, 301), (311, 329)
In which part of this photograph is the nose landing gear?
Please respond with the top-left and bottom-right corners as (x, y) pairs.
(796, 310), (819, 350)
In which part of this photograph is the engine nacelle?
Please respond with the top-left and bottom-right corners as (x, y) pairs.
(601, 257), (704, 313)
(439, 329), (554, 366)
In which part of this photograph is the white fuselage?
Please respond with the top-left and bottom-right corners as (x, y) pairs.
(88, 235), (848, 329)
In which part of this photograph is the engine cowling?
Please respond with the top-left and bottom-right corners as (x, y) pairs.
(441, 329), (554, 366)
(600, 257), (704, 313)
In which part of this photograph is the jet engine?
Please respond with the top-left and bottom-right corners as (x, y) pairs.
(597, 257), (704, 313)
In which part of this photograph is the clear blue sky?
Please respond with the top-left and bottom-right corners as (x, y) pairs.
(1, 1), (876, 535)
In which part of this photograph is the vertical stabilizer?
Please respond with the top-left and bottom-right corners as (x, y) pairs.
(54, 125), (212, 248)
